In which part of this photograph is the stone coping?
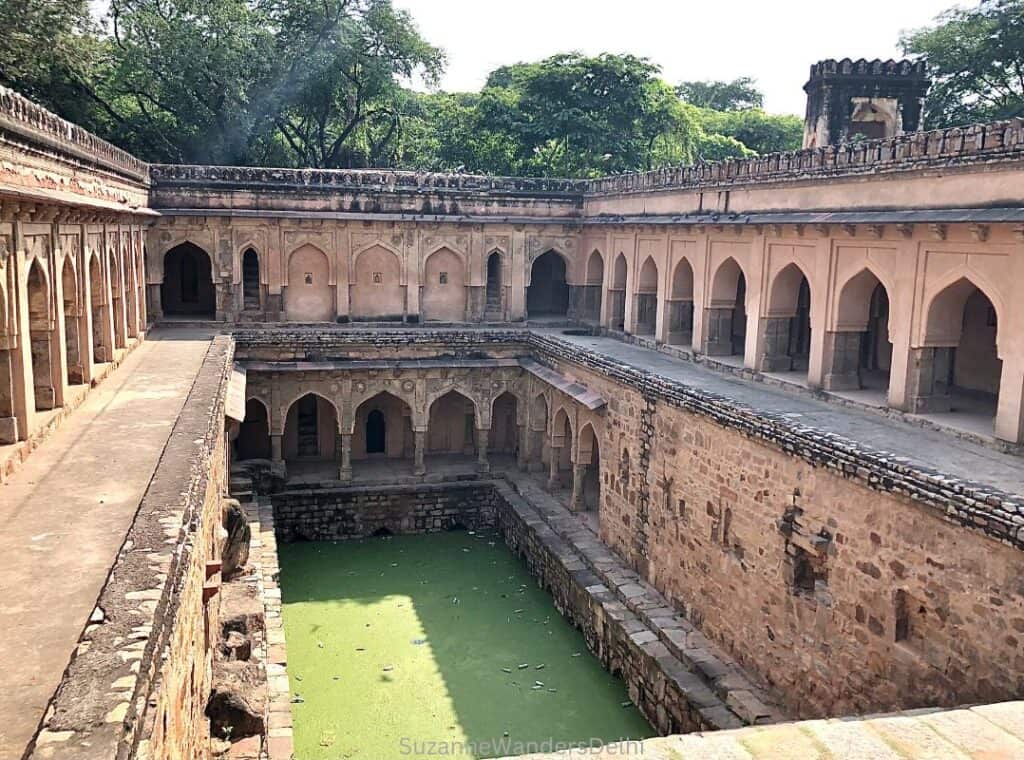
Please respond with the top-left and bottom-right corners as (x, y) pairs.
(503, 701), (1024, 759)
(0, 86), (148, 183)
(29, 335), (234, 760)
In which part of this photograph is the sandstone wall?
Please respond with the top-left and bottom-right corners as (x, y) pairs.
(536, 343), (1024, 719)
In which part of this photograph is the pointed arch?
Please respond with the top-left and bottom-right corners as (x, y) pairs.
(488, 391), (519, 455)
(161, 242), (214, 317)
(581, 249), (604, 322)
(485, 250), (504, 318)
(825, 267), (894, 391)
(283, 392), (338, 462)
(668, 257), (695, 346)
(422, 246), (467, 322)
(427, 389), (477, 456)
(704, 257), (747, 357)
(285, 244), (333, 322)
(527, 250), (569, 317)
(760, 262), (812, 373)
(27, 259), (55, 410)
(61, 255), (83, 384)
(635, 256), (659, 336)
(242, 247), (261, 312)
(608, 253), (628, 331)
(578, 422), (601, 513)
(353, 391), (414, 460)
(352, 243), (404, 321)
(236, 398), (272, 460)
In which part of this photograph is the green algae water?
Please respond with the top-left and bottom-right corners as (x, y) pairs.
(278, 531), (655, 759)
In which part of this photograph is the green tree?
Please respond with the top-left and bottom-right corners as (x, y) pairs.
(466, 53), (699, 177)
(257, 0), (444, 168)
(697, 108), (803, 155)
(676, 77), (763, 111)
(0, 0), (104, 128)
(902, 0), (1024, 126)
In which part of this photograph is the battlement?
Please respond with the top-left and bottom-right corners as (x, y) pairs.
(806, 58), (928, 83)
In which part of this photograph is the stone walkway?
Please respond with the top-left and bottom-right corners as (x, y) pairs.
(507, 700), (1024, 759)
(537, 329), (1024, 497)
(0, 328), (213, 760)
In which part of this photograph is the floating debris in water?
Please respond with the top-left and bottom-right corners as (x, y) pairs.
(517, 663), (529, 670)
(383, 665), (394, 672)
(468, 531), (475, 535)
(535, 664), (545, 670)
(531, 685), (543, 691)
(295, 675), (303, 681)
(513, 609), (523, 614)
(355, 647), (365, 652)
(503, 731), (510, 737)
(391, 563), (399, 567)
(333, 675), (341, 681)
(501, 667), (512, 673)
(462, 548), (471, 553)
(291, 694), (305, 704)
(621, 701), (632, 708)
(451, 596), (460, 605)
(571, 652), (581, 657)
(534, 681), (544, 687)
(411, 638), (427, 646)
(548, 688), (557, 693)
(317, 641), (324, 649)
(319, 730), (336, 748)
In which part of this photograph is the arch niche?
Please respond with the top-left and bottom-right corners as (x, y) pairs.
(635, 256), (658, 336)
(550, 407), (573, 487)
(27, 260), (55, 410)
(824, 268), (893, 392)
(283, 393), (338, 464)
(485, 251), (503, 318)
(578, 422), (601, 514)
(61, 257), (84, 385)
(353, 391), (414, 461)
(421, 247), (467, 322)
(913, 277), (1002, 421)
(0, 283), (15, 443)
(761, 263), (812, 374)
(668, 258), (694, 346)
(582, 250), (604, 322)
(352, 244), (404, 321)
(526, 250), (569, 318)
(161, 242), (215, 317)
(427, 390), (476, 459)
(489, 391), (519, 457)
(608, 253), (628, 331)
(285, 245), (333, 322)
(704, 257), (746, 358)
(109, 249), (126, 348)
(236, 398), (272, 460)
(242, 248), (261, 312)
(89, 253), (111, 362)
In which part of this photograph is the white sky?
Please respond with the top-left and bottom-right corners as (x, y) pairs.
(392, 0), (958, 115)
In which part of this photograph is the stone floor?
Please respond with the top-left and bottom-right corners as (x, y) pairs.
(538, 329), (1024, 496)
(0, 328), (213, 760)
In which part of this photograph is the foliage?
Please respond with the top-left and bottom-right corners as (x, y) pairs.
(0, 1), (803, 173)
(677, 77), (763, 111)
(696, 108), (803, 155)
(902, 0), (1024, 126)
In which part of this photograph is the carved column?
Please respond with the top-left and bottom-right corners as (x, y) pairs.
(414, 429), (426, 476)
(570, 464), (587, 512)
(476, 427), (490, 473)
(516, 423), (529, 470)
(547, 443), (561, 490)
(271, 434), (283, 463)
(339, 433), (352, 482)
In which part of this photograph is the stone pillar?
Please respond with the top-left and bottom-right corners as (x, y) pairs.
(475, 427), (490, 473)
(570, 464), (587, 512)
(516, 423), (529, 470)
(995, 360), (1024, 444)
(821, 331), (863, 390)
(906, 346), (955, 413)
(339, 433), (352, 482)
(414, 429), (426, 476)
(271, 434), (283, 463)
(758, 316), (794, 372)
(547, 444), (561, 490)
(701, 307), (735, 355)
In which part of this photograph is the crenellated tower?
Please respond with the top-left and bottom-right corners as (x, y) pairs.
(802, 58), (929, 148)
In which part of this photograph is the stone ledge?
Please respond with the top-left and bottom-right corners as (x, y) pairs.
(28, 335), (233, 760)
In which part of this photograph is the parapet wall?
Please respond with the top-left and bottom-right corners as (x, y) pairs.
(30, 336), (233, 760)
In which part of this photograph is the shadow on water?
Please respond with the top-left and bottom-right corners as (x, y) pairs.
(277, 530), (655, 760)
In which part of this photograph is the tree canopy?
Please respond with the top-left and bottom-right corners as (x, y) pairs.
(0, 0), (805, 174)
(902, 0), (1024, 127)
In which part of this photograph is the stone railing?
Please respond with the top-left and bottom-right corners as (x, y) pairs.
(584, 119), (1024, 196)
(149, 163), (587, 195)
(0, 85), (149, 182)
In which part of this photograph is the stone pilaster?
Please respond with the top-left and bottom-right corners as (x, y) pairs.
(414, 429), (426, 476)
(906, 346), (955, 413)
(475, 427), (490, 473)
(339, 433), (352, 481)
(821, 331), (863, 390)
